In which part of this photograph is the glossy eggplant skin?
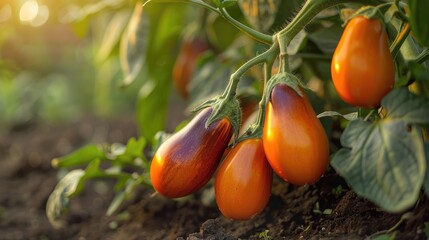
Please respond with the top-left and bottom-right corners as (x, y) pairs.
(215, 139), (272, 220)
(150, 108), (233, 198)
(263, 84), (329, 185)
(331, 16), (394, 108)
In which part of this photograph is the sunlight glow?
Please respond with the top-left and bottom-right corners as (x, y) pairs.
(334, 62), (340, 73)
(30, 5), (49, 27)
(19, 0), (50, 27)
(20, 0), (39, 22)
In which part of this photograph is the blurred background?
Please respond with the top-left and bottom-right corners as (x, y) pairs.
(1, 0), (348, 142)
(0, 0), (143, 132)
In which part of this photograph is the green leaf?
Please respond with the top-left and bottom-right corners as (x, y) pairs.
(317, 111), (358, 121)
(307, 24), (342, 54)
(221, 0), (237, 8)
(383, 88), (429, 125)
(46, 170), (85, 228)
(136, 4), (186, 140)
(409, 0), (429, 47)
(107, 174), (150, 215)
(206, 13), (241, 51)
(136, 80), (170, 140)
(113, 137), (147, 166)
(97, 10), (130, 63)
(69, 159), (103, 198)
(107, 191), (126, 216)
(188, 53), (231, 109)
(52, 145), (105, 169)
(120, 3), (149, 87)
(331, 89), (429, 212)
(211, 0), (222, 7)
(122, 137), (146, 158)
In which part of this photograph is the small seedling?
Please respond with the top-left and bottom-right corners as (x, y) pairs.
(332, 185), (345, 198)
(313, 202), (333, 215)
(258, 229), (273, 240)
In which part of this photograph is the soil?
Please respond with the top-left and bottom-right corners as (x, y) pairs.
(0, 115), (428, 240)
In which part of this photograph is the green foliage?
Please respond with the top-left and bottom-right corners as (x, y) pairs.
(211, 0), (237, 8)
(97, 9), (131, 64)
(120, 4), (149, 87)
(408, 0), (429, 47)
(135, 3), (187, 140)
(331, 185), (346, 198)
(317, 111), (357, 121)
(46, 137), (150, 226)
(46, 170), (84, 228)
(331, 89), (429, 212)
(313, 202), (332, 215)
(258, 229), (273, 240)
(189, 53), (233, 109)
(36, 0), (429, 229)
(52, 145), (105, 168)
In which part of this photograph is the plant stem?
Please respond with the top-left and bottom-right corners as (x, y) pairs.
(218, 8), (272, 45)
(144, 0), (273, 44)
(223, 42), (279, 99)
(390, 23), (410, 59)
(415, 49), (429, 64)
(394, 0), (408, 22)
(279, 53), (290, 74)
(236, 60), (276, 142)
(254, 61), (274, 130)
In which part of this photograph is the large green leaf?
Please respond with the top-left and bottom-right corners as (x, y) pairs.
(97, 9), (130, 63)
(409, 0), (429, 47)
(331, 89), (429, 212)
(120, 3), (149, 86)
(136, 4), (186, 140)
(52, 145), (105, 168)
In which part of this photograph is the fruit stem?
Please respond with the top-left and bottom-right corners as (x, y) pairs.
(236, 60), (275, 142)
(390, 23), (410, 59)
(219, 7), (272, 45)
(223, 41), (279, 99)
(254, 60), (275, 131)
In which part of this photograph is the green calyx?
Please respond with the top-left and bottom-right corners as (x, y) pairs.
(262, 72), (306, 106)
(344, 5), (387, 27)
(194, 95), (242, 139)
(236, 72), (307, 144)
